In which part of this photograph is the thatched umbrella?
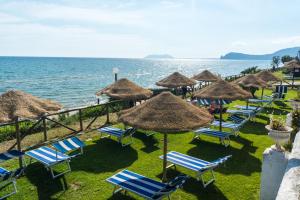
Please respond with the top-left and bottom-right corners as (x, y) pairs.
(192, 70), (219, 87)
(156, 72), (197, 88)
(96, 78), (152, 101)
(118, 92), (213, 181)
(194, 80), (252, 131)
(0, 90), (62, 166)
(256, 71), (281, 98)
(256, 71), (281, 83)
(234, 74), (268, 108)
(284, 59), (300, 88)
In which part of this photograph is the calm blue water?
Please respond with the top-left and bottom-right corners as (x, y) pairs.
(0, 56), (271, 108)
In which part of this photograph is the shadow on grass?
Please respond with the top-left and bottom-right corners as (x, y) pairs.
(155, 168), (228, 200)
(25, 162), (68, 200)
(240, 121), (268, 135)
(133, 131), (159, 153)
(71, 138), (138, 173)
(273, 100), (289, 109)
(262, 107), (290, 115)
(187, 141), (261, 176)
(25, 139), (138, 199)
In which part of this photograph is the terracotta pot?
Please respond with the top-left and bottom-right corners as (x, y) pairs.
(265, 125), (293, 151)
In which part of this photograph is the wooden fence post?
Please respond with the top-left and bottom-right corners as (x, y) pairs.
(79, 109), (83, 131)
(106, 104), (110, 124)
(15, 117), (23, 167)
(42, 116), (47, 141)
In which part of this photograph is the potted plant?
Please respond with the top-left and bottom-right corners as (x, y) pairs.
(265, 115), (293, 151)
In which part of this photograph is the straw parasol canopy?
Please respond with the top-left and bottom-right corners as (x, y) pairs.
(0, 90), (62, 123)
(96, 78), (153, 101)
(156, 72), (197, 88)
(192, 70), (220, 82)
(284, 59), (300, 69)
(194, 80), (252, 131)
(234, 74), (267, 88)
(119, 92), (213, 181)
(256, 71), (281, 82)
(194, 80), (252, 101)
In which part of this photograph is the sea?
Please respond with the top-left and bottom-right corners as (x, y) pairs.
(0, 56), (271, 108)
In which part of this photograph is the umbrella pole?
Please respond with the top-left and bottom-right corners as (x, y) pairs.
(219, 103), (222, 132)
(261, 88), (264, 99)
(15, 117), (23, 168)
(162, 132), (168, 182)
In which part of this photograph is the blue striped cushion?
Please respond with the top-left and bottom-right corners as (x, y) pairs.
(198, 99), (231, 106)
(228, 115), (245, 124)
(0, 150), (24, 163)
(52, 137), (85, 154)
(236, 105), (259, 110)
(195, 128), (230, 138)
(248, 99), (270, 103)
(160, 151), (214, 172)
(0, 167), (11, 181)
(107, 170), (166, 199)
(99, 127), (125, 137)
(227, 109), (255, 116)
(212, 121), (240, 129)
(25, 146), (70, 166)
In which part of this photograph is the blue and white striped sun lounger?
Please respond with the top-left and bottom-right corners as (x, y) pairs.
(107, 169), (188, 200)
(0, 150), (24, 164)
(211, 114), (248, 136)
(98, 126), (136, 147)
(228, 114), (247, 123)
(227, 109), (255, 118)
(25, 146), (71, 179)
(51, 136), (85, 158)
(0, 167), (24, 200)
(235, 105), (259, 110)
(0, 150), (25, 199)
(194, 128), (231, 147)
(248, 99), (270, 104)
(160, 151), (232, 188)
(211, 121), (244, 136)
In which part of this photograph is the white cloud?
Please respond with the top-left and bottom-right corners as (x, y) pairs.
(231, 41), (247, 48)
(0, 12), (27, 24)
(1, 2), (145, 26)
(0, 23), (150, 57)
(271, 36), (300, 45)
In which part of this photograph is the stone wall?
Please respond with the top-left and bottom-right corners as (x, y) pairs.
(276, 131), (300, 200)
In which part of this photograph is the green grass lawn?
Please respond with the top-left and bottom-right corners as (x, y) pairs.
(1, 89), (297, 200)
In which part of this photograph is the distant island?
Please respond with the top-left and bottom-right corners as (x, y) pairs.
(221, 47), (300, 60)
(144, 54), (174, 59)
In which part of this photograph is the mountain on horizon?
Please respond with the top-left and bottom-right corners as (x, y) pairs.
(144, 54), (174, 59)
(221, 47), (300, 60)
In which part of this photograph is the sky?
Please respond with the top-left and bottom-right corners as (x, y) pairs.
(0, 0), (300, 58)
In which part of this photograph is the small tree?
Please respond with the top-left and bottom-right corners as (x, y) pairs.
(271, 56), (280, 71)
(281, 55), (294, 64)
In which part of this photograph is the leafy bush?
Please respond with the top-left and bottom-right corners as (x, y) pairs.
(240, 66), (261, 75)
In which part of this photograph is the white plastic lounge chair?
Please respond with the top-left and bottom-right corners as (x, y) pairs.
(194, 128), (231, 147)
(159, 151), (232, 188)
(51, 136), (85, 158)
(107, 169), (188, 200)
(25, 146), (71, 179)
(98, 126), (136, 147)
(0, 150), (25, 199)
